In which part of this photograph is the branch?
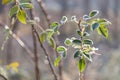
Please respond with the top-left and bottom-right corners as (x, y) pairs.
(36, 0), (63, 79)
(0, 73), (7, 80)
(29, 9), (41, 80)
(37, 0), (51, 26)
(35, 28), (58, 80)
(0, 21), (34, 60)
(29, 6), (58, 80)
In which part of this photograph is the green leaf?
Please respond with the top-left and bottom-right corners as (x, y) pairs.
(50, 22), (59, 32)
(64, 38), (72, 46)
(76, 30), (83, 36)
(83, 39), (93, 45)
(89, 10), (99, 17)
(20, 3), (33, 9)
(17, 10), (27, 24)
(46, 29), (54, 38)
(98, 25), (109, 38)
(57, 46), (67, 57)
(40, 32), (46, 43)
(47, 37), (56, 49)
(78, 58), (86, 72)
(92, 22), (99, 30)
(83, 32), (90, 37)
(83, 15), (91, 20)
(20, 0), (30, 3)
(72, 39), (82, 45)
(54, 56), (61, 67)
(9, 5), (19, 17)
(27, 20), (36, 24)
(80, 21), (89, 27)
(71, 16), (77, 22)
(74, 50), (81, 58)
(60, 16), (67, 24)
(83, 53), (92, 62)
(2, 0), (11, 4)
(97, 19), (111, 26)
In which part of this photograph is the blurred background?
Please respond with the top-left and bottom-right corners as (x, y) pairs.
(0, 0), (120, 80)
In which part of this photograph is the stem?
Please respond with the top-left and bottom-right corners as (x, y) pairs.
(0, 73), (7, 80)
(0, 21), (34, 60)
(77, 19), (85, 80)
(37, 0), (51, 26)
(32, 26), (40, 80)
(29, 1), (58, 80)
(80, 72), (84, 80)
(29, 9), (41, 80)
(54, 37), (63, 80)
(36, 1), (63, 79)
(34, 28), (58, 80)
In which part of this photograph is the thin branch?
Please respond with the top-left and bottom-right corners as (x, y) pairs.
(37, 0), (51, 26)
(78, 19), (85, 80)
(36, 0), (63, 79)
(34, 28), (58, 80)
(0, 21), (34, 60)
(0, 73), (7, 80)
(29, 6), (58, 80)
(31, 0), (58, 80)
(29, 9), (41, 80)
(32, 25), (40, 80)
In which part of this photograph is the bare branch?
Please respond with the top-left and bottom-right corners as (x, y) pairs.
(29, 9), (41, 80)
(0, 73), (7, 80)
(0, 21), (34, 60)
(37, 0), (51, 26)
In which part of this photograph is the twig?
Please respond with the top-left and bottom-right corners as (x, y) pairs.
(29, 7), (58, 80)
(37, 0), (51, 26)
(0, 21), (34, 60)
(34, 28), (58, 80)
(0, 73), (7, 80)
(78, 19), (85, 80)
(36, 0), (63, 79)
(54, 37), (63, 80)
(29, 9), (41, 80)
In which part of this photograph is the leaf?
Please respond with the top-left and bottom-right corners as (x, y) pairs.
(6, 62), (19, 72)
(2, 0), (11, 4)
(83, 15), (91, 20)
(98, 24), (109, 38)
(78, 58), (86, 72)
(50, 22), (59, 33)
(76, 30), (83, 36)
(71, 16), (77, 22)
(47, 37), (56, 49)
(74, 50), (81, 58)
(27, 20), (36, 24)
(80, 21), (89, 27)
(17, 10), (27, 24)
(89, 10), (99, 17)
(50, 22), (59, 28)
(57, 46), (67, 57)
(83, 52), (92, 62)
(96, 19), (111, 28)
(92, 22), (99, 30)
(46, 29), (54, 38)
(20, 3), (33, 9)
(9, 5), (19, 17)
(20, 0), (30, 3)
(83, 32), (90, 37)
(54, 56), (61, 66)
(83, 39), (93, 45)
(40, 32), (46, 43)
(64, 38), (72, 46)
(60, 16), (67, 24)
(72, 39), (82, 45)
